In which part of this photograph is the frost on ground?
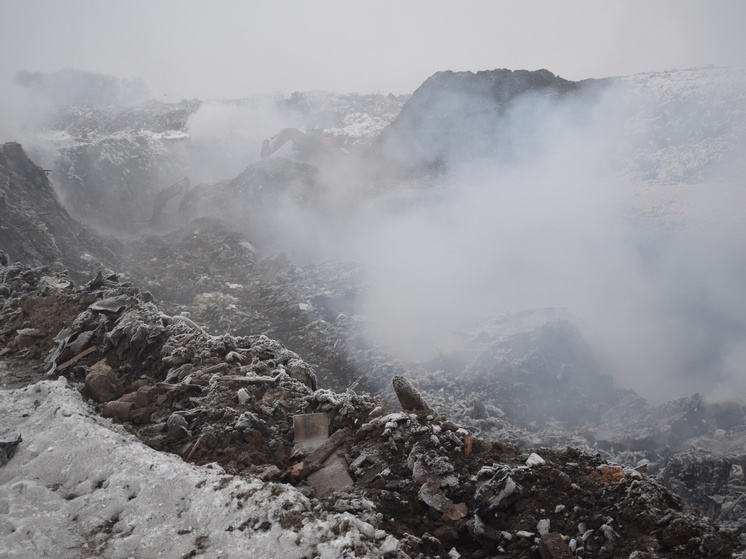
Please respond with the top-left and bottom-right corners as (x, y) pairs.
(0, 379), (394, 559)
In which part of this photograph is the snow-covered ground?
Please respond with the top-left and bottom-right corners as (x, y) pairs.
(0, 379), (397, 558)
(618, 66), (746, 182)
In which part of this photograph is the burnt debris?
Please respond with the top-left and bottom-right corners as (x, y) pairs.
(0, 262), (744, 558)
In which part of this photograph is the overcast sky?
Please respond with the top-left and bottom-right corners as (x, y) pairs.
(1, 0), (746, 101)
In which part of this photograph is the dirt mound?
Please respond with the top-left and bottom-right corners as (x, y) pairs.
(0, 142), (120, 280)
(373, 68), (606, 174)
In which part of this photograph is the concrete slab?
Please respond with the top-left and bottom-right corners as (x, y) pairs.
(308, 456), (353, 497)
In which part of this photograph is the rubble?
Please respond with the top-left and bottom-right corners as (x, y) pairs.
(3, 69), (746, 558)
(0, 142), (121, 280)
(1, 262), (744, 557)
(373, 68), (606, 174)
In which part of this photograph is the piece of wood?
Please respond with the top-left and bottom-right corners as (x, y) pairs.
(57, 346), (96, 371)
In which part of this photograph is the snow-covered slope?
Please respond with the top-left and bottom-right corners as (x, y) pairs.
(0, 379), (396, 558)
(24, 92), (404, 235)
(618, 66), (746, 185)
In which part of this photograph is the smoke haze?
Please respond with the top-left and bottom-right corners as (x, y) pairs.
(256, 77), (746, 405)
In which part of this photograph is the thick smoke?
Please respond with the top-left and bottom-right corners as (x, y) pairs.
(267, 73), (746, 405)
(180, 97), (298, 184)
(14, 69), (148, 131)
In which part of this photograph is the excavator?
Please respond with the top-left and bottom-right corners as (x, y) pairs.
(260, 128), (349, 159)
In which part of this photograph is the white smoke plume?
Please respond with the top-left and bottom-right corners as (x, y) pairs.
(265, 70), (746, 405)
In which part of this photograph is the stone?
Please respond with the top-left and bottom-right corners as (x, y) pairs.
(84, 363), (124, 403)
(307, 457), (353, 497)
(539, 533), (574, 559)
(392, 376), (432, 413)
(0, 434), (22, 466)
(135, 385), (158, 407)
(237, 387), (251, 405)
(166, 413), (190, 442)
(15, 328), (43, 348)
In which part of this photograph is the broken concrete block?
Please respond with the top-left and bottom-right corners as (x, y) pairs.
(307, 457), (353, 497)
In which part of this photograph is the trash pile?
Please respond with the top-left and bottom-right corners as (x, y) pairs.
(3, 66), (746, 557)
(372, 68), (602, 174)
(0, 378), (399, 559)
(1, 262), (744, 558)
(0, 142), (120, 280)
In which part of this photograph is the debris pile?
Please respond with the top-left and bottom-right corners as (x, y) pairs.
(0, 378), (399, 559)
(0, 142), (120, 279)
(373, 68), (604, 174)
(4, 67), (746, 557)
(658, 449), (746, 530)
(1, 261), (744, 557)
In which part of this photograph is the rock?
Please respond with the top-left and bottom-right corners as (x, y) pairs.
(84, 363), (124, 403)
(135, 385), (158, 407)
(236, 387), (250, 405)
(539, 532), (574, 559)
(165, 413), (190, 442)
(526, 452), (546, 467)
(129, 408), (152, 424)
(0, 434), (22, 466)
(307, 458), (353, 497)
(418, 477), (454, 513)
(14, 328), (43, 348)
(392, 376), (432, 413)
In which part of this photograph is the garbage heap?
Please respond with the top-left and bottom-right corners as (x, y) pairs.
(1, 261), (743, 559)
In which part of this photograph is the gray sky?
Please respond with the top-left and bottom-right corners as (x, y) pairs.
(2, 0), (746, 100)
